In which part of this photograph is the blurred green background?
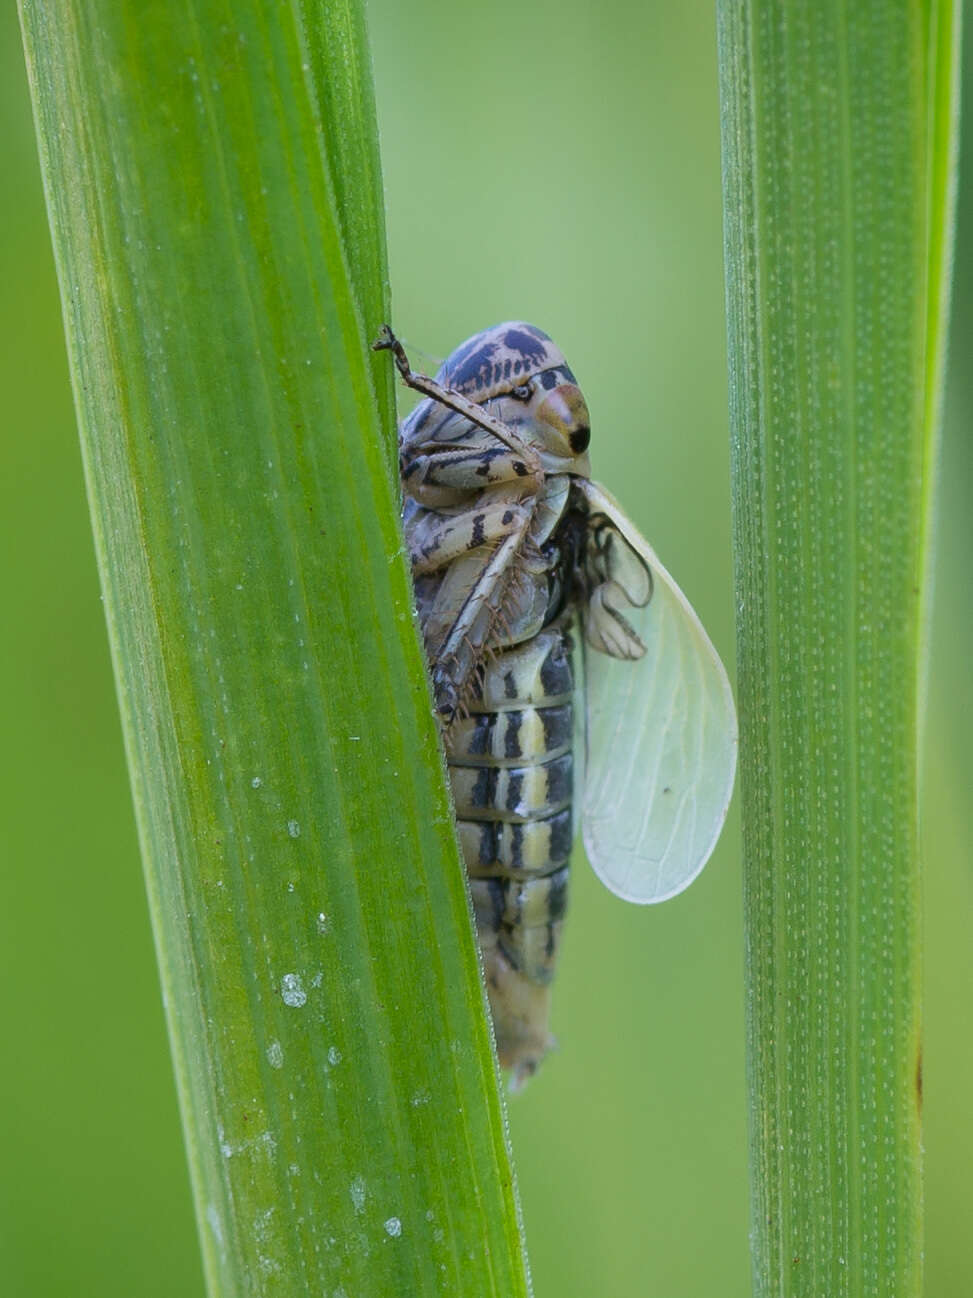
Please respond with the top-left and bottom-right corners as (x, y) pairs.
(1, 2), (969, 1295)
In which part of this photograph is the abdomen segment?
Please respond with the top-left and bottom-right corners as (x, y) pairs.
(444, 628), (574, 1087)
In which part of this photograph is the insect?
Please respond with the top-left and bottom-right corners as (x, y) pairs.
(373, 322), (737, 1089)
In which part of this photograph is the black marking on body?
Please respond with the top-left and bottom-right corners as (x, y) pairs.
(504, 713), (523, 759)
(503, 328), (550, 367)
(446, 447), (505, 469)
(539, 368), (559, 390)
(499, 907), (523, 970)
(477, 822), (498, 867)
(485, 878), (506, 932)
(543, 508), (588, 627)
(431, 667), (459, 723)
(408, 401), (435, 436)
(513, 461), (529, 477)
(450, 341), (498, 391)
(505, 770), (524, 814)
(470, 767), (494, 809)
(471, 514), (486, 547)
(543, 753), (573, 807)
(503, 670), (518, 700)
(501, 509), (515, 526)
(544, 569), (564, 624)
(429, 407), (462, 442)
(548, 809), (574, 864)
(539, 639), (572, 698)
(546, 866), (569, 923)
(469, 715), (491, 756)
(509, 822), (524, 869)
(569, 426), (591, 453)
(539, 704), (572, 753)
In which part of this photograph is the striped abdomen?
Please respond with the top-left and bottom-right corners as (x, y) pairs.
(444, 628), (574, 1082)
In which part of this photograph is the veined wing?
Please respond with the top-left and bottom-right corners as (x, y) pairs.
(576, 479), (737, 904)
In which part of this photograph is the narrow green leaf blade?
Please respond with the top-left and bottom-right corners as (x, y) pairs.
(19, 1), (529, 1294)
(718, 3), (959, 1294)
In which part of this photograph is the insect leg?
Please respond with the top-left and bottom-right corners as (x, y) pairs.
(374, 324), (542, 471)
(402, 444), (544, 499)
(408, 497), (531, 575)
(424, 519), (533, 721)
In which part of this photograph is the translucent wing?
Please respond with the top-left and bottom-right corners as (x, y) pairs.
(576, 479), (737, 904)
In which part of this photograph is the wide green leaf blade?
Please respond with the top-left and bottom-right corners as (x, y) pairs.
(19, 1), (529, 1293)
(718, 2), (959, 1293)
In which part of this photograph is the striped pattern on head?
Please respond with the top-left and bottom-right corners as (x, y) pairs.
(438, 323), (573, 403)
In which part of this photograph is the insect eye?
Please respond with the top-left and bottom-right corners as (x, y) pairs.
(510, 382), (533, 401)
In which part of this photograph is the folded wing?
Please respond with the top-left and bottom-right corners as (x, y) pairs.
(576, 479), (737, 904)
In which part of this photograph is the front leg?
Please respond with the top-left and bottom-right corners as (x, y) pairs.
(407, 495), (532, 575)
(401, 444), (543, 503)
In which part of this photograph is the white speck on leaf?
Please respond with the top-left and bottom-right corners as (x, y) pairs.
(286, 819), (301, 838)
(350, 1175), (366, 1213)
(217, 1123), (234, 1158)
(266, 1041), (284, 1069)
(281, 973), (306, 1007)
(251, 776), (262, 788)
(328, 1046), (342, 1067)
(384, 1216), (402, 1238)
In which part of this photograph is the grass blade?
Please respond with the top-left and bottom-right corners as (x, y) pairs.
(18, 1), (529, 1293)
(718, 3), (959, 1293)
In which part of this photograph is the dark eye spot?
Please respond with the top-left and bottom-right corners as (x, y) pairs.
(569, 426), (591, 453)
(510, 383), (532, 401)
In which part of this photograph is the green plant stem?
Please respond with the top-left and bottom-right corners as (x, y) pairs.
(718, 3), (959, 1294)
(19, 1), (529, 1294)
